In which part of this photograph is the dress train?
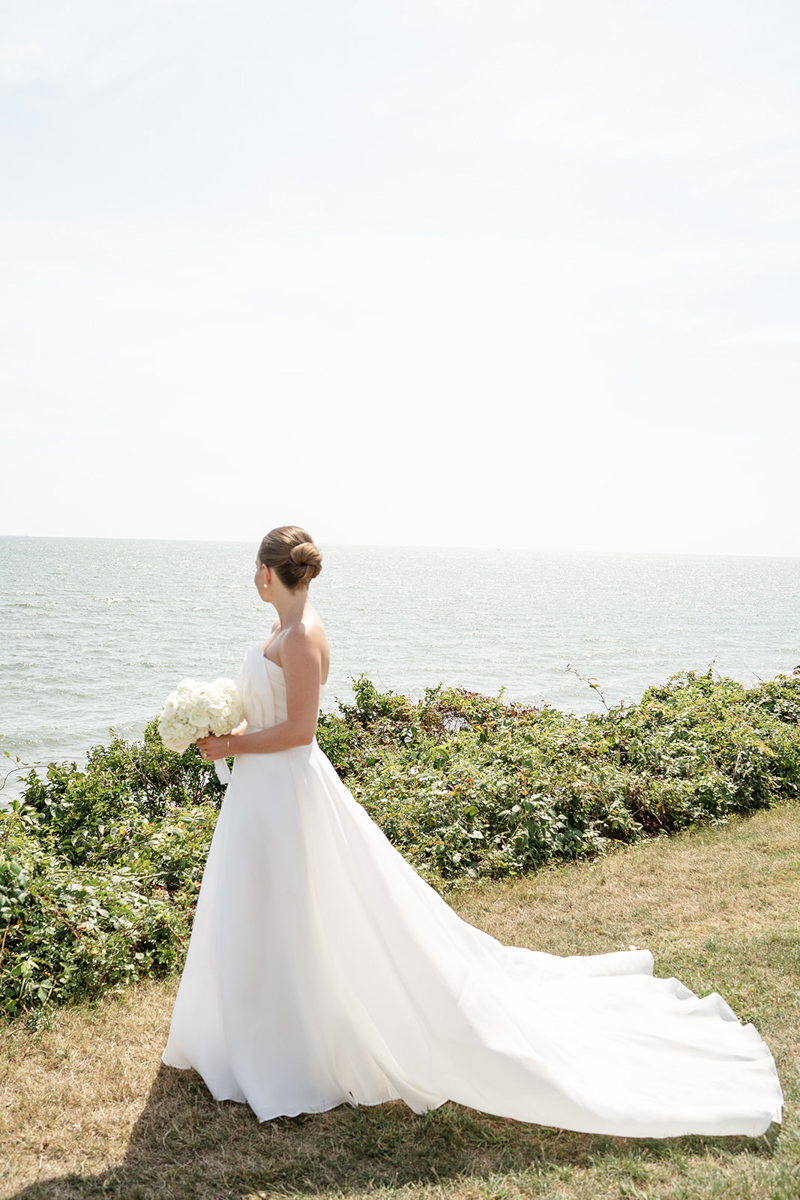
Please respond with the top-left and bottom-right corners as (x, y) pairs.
(163, 645), (783, 1136)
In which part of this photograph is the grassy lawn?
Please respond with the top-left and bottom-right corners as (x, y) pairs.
(1, 804), (798, 1200)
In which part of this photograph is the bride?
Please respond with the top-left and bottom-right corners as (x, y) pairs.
(163, 526), (783, 1137)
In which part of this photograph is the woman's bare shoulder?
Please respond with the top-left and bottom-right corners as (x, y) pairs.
(282, 610), (330, 683)
(285, 610), (328, 652)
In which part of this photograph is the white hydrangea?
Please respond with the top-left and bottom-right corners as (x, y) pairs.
(158, 678), (244, 754)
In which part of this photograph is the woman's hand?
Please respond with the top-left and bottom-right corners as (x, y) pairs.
(197, 734), (234, 762)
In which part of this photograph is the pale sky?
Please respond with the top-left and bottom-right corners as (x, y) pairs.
(1, 0), (799, 554)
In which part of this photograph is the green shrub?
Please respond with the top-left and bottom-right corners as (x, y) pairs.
(317, 671), (800, 884)
(1, 669), (799, 1020)
(0, 841), (187, 1021)
(0, 724), (222, 1021)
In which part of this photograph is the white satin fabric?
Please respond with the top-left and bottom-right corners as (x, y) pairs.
(163, 643), (783, 1136)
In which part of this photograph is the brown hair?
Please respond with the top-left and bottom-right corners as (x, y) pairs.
(257, 525), (322, 590)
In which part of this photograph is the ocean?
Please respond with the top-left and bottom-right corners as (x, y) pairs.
(1, 536), (799, 797)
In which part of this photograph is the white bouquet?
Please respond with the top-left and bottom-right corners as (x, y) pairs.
(158, 678), (244, 782)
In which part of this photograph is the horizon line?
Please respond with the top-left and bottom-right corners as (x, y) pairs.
(1, 533), (799, 563)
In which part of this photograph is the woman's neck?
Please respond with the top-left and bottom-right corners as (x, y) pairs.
(272, 585), (309, 629)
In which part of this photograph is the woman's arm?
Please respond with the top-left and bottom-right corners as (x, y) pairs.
(197, 624), (322, 759)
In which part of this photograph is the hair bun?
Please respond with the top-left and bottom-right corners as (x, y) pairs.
(257, 526), (323, 589)
(289, 541), (322, 584)
(289, 542), (321, 568)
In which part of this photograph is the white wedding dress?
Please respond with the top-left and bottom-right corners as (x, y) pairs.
(163, 644), (783, 1136)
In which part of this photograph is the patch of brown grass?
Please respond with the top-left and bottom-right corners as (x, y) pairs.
(2, 806), (799, 1200)
(452, 801), (800, 956)
(0, 978), (177, 1193)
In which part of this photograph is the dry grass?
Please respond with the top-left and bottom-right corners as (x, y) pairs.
(2, 805), (799, 1200)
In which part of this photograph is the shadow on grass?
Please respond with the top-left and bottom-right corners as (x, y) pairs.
(8, 1063), (779, 1200)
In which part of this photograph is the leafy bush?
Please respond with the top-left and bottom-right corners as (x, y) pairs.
(0, 847), (185, 1020)
(2, 670), (799, 1020)
(317, 671), (800, 883)
(0, 722), (222, 1022)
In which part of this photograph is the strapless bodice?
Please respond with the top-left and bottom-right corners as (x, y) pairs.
(237, 641), (328, 731)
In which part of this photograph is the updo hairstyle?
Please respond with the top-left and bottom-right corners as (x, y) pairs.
(257, 526), (322, 590)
